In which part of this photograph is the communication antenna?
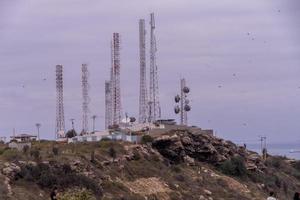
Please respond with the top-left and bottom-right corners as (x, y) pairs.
(111, 33), (122, 125)
(70, 118), (75, 130)
(91, 115), (97, 132)
(105, 81), (112, 129)
(55, 65), (65, 138)
(35, 123), (41, 142)
(139, 19), (148, 123)
(81, 64), (90, 134)
(149, 12), (161, 123)
(174, 78), (191, 125)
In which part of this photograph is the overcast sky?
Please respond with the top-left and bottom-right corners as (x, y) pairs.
(0, 0), (299, 143)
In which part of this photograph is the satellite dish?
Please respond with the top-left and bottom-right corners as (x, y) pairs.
(175, 95), (180, 103)
(129, 117), (136, 123)
(183, 86), (190, 93)
(184, 104), (191, 111)
(174, 105), (180, 114)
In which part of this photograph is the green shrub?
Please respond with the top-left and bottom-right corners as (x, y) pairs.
(52, 147), (59, 156)
(141, 135), (154, 144)
(101, 138), (111, 142)
(170, 165), (181, 173)
(2, 149), (21, 161)
(66, 129), (77, 138)
(30, 148), (40, 160)
(108, 147), (116, 161)
(293, 160), (300, 171)
(219, 156), (247, 177)
(59, 188), (96, 200)
(264, 176), (277, 188)
(23, 145), (30, 154)
(0, 148), (6, 155)
(265, 156), (285, 169)
(17, 163), (102, 198)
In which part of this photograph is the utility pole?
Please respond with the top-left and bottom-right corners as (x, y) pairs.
(259, 136), (267, 160)
(35, 123), (41, 142)
(91, 115), (97, 133)
(70, 118), (75, 130)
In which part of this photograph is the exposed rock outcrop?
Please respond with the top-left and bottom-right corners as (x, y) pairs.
(152, 128), (266, 171)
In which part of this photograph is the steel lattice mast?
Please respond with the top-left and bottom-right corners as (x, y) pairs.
(149, 13), (161, 122)
(55, 65), (65, 138)
(105, 80), (112, 129)
(139, 19), (148, 123)
(81, 64), (90, 134)
(111, 33), (122, 125)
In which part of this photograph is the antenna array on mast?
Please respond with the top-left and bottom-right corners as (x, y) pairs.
(149, 13), (161, 122)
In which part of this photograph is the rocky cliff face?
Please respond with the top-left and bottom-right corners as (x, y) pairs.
(152, 128), (265, 171)
(0, 127), (300, 200)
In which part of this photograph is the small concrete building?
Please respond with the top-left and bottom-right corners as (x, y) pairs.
(10, 134), (37, 142)
(8, 134), (37, 151)
(9, 141), (31, 151)
(68, 131), (141, 143)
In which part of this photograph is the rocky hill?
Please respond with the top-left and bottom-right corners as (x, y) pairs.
(1, 127), (300, 200)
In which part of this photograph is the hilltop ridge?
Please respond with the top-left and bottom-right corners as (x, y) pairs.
(1, 127), (300, 200)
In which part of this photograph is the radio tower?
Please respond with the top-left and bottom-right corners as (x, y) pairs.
(55, 65), (65, 138)
(105, 80), (112, 129)
(110, 33), (122, 125)
(81, 64), (90, 134)
(139, 19), (148, 123)
(149, 13), (161, 122)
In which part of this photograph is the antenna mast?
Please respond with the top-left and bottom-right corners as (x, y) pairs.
(149, 13), (161, 122)
(105, 81), (112, 129)
(139, 19), (148, 123)
(174, 78), (191, 126)
(111, 33), (122, 125)
(55, 65), (65, 138)
(81, 64), (90, 134)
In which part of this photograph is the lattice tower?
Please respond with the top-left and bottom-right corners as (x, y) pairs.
(139, 19), (148, 123)
(55, 65), (65, 138)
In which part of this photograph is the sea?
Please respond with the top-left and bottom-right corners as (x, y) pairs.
(247, 143), (300, 160)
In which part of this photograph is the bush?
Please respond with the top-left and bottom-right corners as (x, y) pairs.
(30, 148), (40, 160)
(59, 188), (96, 200)
(108, 147), (116, 161)
(66, 129), (77, 138)
(52, 147), (59, 156)
(264, 175), (281, 188)
(23, 145), (30, 154)
(265, 156), (285, 169)
(17, 163), (102, 198)
(2, 149), (21, 161)
(0, 147), (9, 156)
(219, 156), (247, 177)
(101, 138), (111, 142)
(141, 135), (153, 144)
(293, 160), (300, 171)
